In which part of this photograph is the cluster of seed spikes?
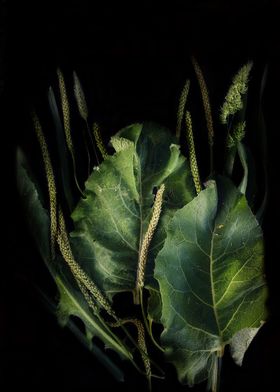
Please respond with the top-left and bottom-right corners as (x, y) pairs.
(33, 69), (155, 388)
(31, 59), (254, 391)
(32, 112), (57, 259)
(176, 56), (215, 194)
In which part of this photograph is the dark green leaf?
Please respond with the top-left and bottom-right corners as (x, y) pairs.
(154, 177), (267, 386)
(70, 123), (195, 301)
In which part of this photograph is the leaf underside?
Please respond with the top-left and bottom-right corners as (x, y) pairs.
(154, 177), (267, 386)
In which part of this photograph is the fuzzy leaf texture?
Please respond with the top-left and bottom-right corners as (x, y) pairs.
(154, 177), (267, 386)
(70, 122), (195, 303)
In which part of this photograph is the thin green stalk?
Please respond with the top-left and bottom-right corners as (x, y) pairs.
(191, 56), (214, 174)
(135, 185), (165, 304)
(140, 289), (164, 353)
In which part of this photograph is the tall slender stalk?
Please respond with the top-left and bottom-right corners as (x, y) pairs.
(185, 111), (202, 194)
(73, 71), (100, 166)
(176, 79), (190, 139)
(57, 68), (84, 196)
(32, 112), (57, 259)
(191, 56), (214, 174)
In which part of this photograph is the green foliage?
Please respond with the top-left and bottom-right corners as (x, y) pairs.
(154, 178), (266, 386)
(70, 122), (195, 302)
(17, 63), (268, 391)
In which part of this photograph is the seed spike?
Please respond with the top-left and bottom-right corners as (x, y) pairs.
(57, 68), (84, 196)
(176, 79), (190, 139)
(135, 184), (165, 304)
(93, 122), (108, 159)
(185, 111), (202, 194)
(32, 112), (57, 259)
(57, 207), (115, 318)
(191, 56), (214, 173)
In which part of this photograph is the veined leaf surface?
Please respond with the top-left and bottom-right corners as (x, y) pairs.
(70, 123), (195, 300)
(154, 178), (267, 386)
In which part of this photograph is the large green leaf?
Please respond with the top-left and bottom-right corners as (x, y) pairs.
(70, 123), (195, 301)
(16, 148), (132, 369)
(154, 177), (267, 386)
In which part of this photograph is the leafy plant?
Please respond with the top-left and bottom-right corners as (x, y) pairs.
(17, 60), (268, 391)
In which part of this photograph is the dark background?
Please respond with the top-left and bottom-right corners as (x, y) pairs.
(2, 0), (280, 391)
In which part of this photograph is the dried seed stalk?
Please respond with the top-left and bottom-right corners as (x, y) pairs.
(33, 112), (57, 259)
(191, 56), (214, 173)
(191, 56), (214, 147)
(57, 69), (84, 195)
(135, 184), (165, 303)
(185, 111), (202, 194)
(57, 207), (115, 318)
(93, 122), (108, 159)
(176, 79), (190, 139)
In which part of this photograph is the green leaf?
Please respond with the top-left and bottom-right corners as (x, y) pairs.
(70, 123), (195, 300)
(154, 177), (267, 386)
(55, 274), (132, 361)
(16, 148), (132, 365)
(38, 285), (125, 382)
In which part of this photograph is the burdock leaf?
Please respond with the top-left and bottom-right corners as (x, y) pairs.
(154, 177), (267, 386)
(70, 123), (195, 301)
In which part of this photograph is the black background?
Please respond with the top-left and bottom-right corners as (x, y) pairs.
(2, 0), (280, 391)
